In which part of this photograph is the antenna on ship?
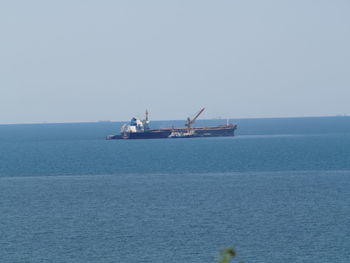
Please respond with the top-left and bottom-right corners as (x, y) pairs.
(145, 109), (149, 122)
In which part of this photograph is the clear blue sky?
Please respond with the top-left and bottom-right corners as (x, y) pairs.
(1, 0), (349, 124)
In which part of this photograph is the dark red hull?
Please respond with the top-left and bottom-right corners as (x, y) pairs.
(106, 129), (172, 140)
(106, 124), (237, 140)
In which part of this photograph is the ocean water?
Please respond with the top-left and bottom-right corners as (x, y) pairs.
(0, 117), (350, 263)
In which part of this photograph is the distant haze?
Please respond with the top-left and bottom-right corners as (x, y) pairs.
(1, 0), (349, 124)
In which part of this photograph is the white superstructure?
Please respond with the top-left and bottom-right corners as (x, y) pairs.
(120, 110), (150, 135)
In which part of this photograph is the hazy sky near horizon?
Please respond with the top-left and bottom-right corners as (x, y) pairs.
(1, 0), (349, 124)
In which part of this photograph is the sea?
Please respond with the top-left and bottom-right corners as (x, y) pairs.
(0, 116), (350, 263)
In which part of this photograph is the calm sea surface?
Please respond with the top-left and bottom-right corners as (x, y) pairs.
(0, 117), (350, 263)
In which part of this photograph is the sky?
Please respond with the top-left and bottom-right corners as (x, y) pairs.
(1, 0), (349, 124)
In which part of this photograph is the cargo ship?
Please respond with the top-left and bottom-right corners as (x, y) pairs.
(106, 108), (237, 140)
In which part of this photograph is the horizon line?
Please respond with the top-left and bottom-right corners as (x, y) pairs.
(0, 114), (349, 126)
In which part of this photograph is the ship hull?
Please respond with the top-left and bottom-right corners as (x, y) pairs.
(125, 129), (172, 139)
(193, 125), (236, 137)
(106, 129), (172, 140)
(170, 124), (237, 138)
(106, 125), (237, 140)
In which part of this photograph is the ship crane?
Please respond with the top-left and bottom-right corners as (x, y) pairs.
(185, 107), (205, 131)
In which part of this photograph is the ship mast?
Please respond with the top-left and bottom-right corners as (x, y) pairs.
(142, 109), (150, 131)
